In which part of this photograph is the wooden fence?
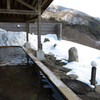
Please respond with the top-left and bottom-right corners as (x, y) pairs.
(0, 22), (62, 40)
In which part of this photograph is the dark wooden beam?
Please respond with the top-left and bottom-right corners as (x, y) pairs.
(42, 0), (48, 7)
(42, 0), (53, 11)
(0, 18), (26, 22)
(0, 9), (38, 15)
(16, 0), (37, 11)
(31, 0), (36, 6)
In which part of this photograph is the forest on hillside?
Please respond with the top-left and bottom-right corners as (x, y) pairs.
(42, 17), (100, 49)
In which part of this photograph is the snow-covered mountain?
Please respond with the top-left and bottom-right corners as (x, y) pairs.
(42, 4), (98, 25)
(47, 4), (89, 16)
(47, 4), (67, 12)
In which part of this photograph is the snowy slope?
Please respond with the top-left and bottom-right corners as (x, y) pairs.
(47, 4), (67, 12)
(42, 4), (92, 25)
(42, 34), (100, 87)
(47, 3), (89, 16)
(0, 29), (100, 87)
(42, 4), (100, 25)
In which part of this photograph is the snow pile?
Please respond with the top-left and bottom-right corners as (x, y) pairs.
(0, 29), (100, 87)
(0, 29), (26, 46)
(0, 28), (37, 49)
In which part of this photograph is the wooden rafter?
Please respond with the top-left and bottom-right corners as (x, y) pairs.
(42, 0), (48, 7)
(26, 17), (36, 23)
(16, 0), (37, 11)
(0, 9), (38, 15)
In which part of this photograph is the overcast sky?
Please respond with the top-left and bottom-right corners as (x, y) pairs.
(53, 0), (100, 18)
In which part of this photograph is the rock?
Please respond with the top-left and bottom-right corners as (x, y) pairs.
(95, 85), (100, 93)
(68, 47), (79, 62)
(48, 52), (54, 56)
(53, 44), (57, 47)
(59, 67), (71, 72)
(44, 38), (50, 42)
(67, 74), (78, 80)
(61, 78), (92, 95)
(55, 60), (66, 66)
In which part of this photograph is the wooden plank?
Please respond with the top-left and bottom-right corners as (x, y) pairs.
(16, 0), (37, 11)
(0, 9), (38, 15)
(22, 46), (82, 100)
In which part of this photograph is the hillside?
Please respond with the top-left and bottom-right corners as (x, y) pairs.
(42, 4), (100, 49)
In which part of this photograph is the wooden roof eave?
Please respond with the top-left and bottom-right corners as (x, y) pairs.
(0, 0), (53, 23)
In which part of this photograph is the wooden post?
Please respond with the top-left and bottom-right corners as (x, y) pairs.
(37, 0), (42, 50)
(57, 23), (62, 40)
(7, 0), (10, 10)
(26, 22), (29, 42)
(25, 22), (30, 48)
(91, 67), (96, 85)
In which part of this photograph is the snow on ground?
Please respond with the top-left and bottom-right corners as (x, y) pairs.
(0, 29), (26, 46)
(0, 28), (100, 87)
(42, 34), (100, 87)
